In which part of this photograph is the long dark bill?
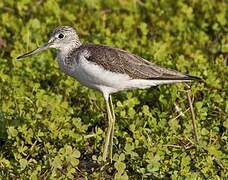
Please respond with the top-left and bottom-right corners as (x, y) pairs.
(17, 43), (50, 60)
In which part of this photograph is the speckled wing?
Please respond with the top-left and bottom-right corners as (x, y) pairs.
(77, 44), (199, 80)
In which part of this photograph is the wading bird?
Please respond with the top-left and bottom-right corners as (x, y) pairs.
(17, 26), (199, 162)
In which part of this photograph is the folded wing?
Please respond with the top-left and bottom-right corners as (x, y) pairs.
(78, 44), (199, 81)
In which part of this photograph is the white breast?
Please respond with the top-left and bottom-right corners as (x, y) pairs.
(57, 52), (131, 94)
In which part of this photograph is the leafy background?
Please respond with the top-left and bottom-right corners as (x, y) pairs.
(0, 0), (227, 179)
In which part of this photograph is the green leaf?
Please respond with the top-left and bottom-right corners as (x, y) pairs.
(19, 159), (28, 170)
(72, 149), (81, 159)
(52, 156), (62, 169)
(114, 161), (126, 175)
(8, 127), (18, 137)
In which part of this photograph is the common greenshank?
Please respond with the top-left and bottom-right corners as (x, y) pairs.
(17, 26), (200, 162)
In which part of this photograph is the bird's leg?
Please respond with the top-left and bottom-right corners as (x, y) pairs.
(103, 96), (113, 162)
(108, 95), (116, 162)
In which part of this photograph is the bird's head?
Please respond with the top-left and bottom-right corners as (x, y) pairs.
(17, 26), (81, 59)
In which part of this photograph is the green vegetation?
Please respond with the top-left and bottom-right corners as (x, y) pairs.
(0, 0), (227, 179)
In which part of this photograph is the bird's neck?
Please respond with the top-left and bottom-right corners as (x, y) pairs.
(59, 42), (81, 56)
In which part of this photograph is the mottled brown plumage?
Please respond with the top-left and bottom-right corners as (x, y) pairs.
(67, 44), (199, 80)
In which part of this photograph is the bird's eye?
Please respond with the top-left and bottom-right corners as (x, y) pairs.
(58, 33), (64, 39)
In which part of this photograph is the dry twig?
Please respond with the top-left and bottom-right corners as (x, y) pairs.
(185, 85), (199, 145)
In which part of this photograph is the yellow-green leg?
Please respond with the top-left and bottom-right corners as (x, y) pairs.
(103, 95), (113, 162)
(102, 95), (116, 162)
(108, 95), (115, 162)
